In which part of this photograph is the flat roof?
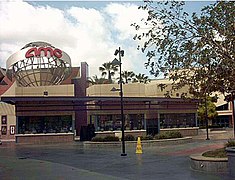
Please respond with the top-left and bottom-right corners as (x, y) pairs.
(1, 96), (199, 105)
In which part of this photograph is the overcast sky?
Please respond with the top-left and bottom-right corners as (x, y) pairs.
(0, 1), (213, 78)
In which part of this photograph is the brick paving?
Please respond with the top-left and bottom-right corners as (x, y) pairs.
(162, 143), (225, 156)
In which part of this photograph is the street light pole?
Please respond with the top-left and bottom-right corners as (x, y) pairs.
(119, 51), (126, 157)
(232, 93), (235, 138)
(224, 91), (235, 138)
(113, 47), (127, 156)
(205, 94), (210, 140)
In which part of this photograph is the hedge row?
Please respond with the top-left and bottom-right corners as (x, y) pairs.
(91, 136), (119, 142)
(91, 131), (183, 142)
(154, 131), (182, 139)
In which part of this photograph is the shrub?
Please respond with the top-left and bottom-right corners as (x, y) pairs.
(225, 139), (235, 147)
(154, 131), (182, 139)
(124, 134), (135, 141)
(141, 135), (154, 140)
(202, 139), (235, 159)
(91, 136), (119, 142)
(103, 136), (119, 142)
(154, 133), (167, 139)
(209, 125), (223, 129)
(91, 137), (104, 142)
(202, 148), (227, 158)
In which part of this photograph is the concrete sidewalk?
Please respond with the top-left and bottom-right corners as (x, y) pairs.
(0, 129), (234, 180)
(0, 140), (234, 180)
(193, 128), (234, 140)
(0, 156), (124, 180)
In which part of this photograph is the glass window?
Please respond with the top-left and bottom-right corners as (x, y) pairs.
(95, 114), (145, 131)
(213, 116), (230, 127)
(18, 116), (72, 134)
(1, 126), (7, 135)
(1, 115), (7, 124)
(216, 103), (229, 111)
(129, 114), (144, 130)
(160, 113), (196, 128)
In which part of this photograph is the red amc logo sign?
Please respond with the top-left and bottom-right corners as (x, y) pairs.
(25, 47), (62, 58)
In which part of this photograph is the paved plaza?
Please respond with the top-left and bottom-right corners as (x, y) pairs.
(0, 130), (234, 180)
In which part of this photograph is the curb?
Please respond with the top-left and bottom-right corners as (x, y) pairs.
(84, 137), (192, 148)
(190, 153), (228, 173)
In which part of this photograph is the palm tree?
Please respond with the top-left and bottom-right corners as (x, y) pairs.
(88, 75), (110, 85)
(99, 62), (118, 83)
(121, 71), (135, 84)
(132, 73), (151, 84)
(158, 83), (167, 92)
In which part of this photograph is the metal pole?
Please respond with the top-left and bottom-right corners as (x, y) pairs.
(119, 47), (127, 156)
(205, 94), (210, 140)
(232, 92), (235, 138)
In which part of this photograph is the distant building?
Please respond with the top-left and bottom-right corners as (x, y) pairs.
(213, 94), (234, 128)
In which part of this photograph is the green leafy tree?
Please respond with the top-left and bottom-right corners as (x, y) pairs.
(133, 73), (151, 84)
(99, 62), (118, 83)
(132, 1), (235, 97)
(198, 96), (218, 126)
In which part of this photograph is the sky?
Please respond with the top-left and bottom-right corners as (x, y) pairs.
(0, 0), (214, 79)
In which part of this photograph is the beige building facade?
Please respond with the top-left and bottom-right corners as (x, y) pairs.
(1, 41), (232, 143)
(1, 68), (233, 142)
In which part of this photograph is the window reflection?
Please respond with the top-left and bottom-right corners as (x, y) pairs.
(160, 113), (196, 128)
(94, 114), (145, 131)
(18, 116), (72, 134)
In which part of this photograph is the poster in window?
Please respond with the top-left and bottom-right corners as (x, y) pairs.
(1, 126), (7, 135)
(1, 115), (7, 125)
(10, 125), (15, 135)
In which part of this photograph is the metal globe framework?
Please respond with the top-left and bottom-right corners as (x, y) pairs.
(6, 42), (72, 87)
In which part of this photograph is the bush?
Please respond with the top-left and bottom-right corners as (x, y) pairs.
(124, 134), (135, 141)
(154, 131), (182, 139)
(202, 139), (235, 159)
(202, 148), (227, 158)
(103, 136), (119, 142)
(91, 136), (119, 142)
(225, 139), (235, 147)
(140, 135), (154, 140)
(209, 125), (224, 129)
(91, 137), (104, 142)
(154, 133), (168, 140)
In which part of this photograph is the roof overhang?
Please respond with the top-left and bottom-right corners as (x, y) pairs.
(1, 96), (199, 105)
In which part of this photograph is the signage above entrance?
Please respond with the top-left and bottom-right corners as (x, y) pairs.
(6, 41), (71, 70)
(6, 41), (72, 87)
(25, 47), (62, 58)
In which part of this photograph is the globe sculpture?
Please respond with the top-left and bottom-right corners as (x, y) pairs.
(6, 41), (72, 87)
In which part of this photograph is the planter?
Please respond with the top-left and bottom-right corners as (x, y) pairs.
(84, 137), (192, 148)
(15, 133), (74, 144)
(160, 127), (199, 136)
(190, 154), (228, 173)
(226, 147), (235, 178)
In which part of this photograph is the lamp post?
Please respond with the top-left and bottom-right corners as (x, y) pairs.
(232, 92), (235, 138)
(204, 94), (210, 140)
(111, 47), (127, 156)
(225, 91), (235, 138)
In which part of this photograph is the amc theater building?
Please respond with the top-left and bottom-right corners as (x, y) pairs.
(0, 41), (202, 143)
